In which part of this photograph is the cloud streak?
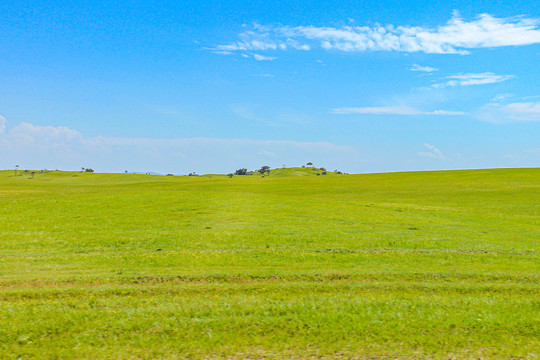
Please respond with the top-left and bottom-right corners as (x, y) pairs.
(418, 143), (446, 159)
(253, 54), (277, 61)
(331, 106), (466, 116)
(410, 64), (438, 72)
(211, 13), (540, 56)
(432, 72), (514, 88)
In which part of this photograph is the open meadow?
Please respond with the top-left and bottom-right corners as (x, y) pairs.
(0, 168), (538, 359)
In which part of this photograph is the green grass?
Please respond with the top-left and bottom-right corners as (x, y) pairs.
(0, 168), (538, 359)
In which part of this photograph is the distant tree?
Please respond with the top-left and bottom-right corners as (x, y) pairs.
(84, 168), (94, 173)
(188, 172), (198, 176)
(319, 167), (326, 171)
(306, 162), (313, 166)
(258, 165), (271, 175)
(30, 171), (35, 178)
(234, 168), (248, 175)
(125, 170), (128, 173)
(81, 167), (85, 173)
(322, 171), (327, 175)
(15, 164), (19, 176)
(227, 173), (234, 178)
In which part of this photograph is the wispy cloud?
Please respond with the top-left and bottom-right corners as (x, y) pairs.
(0, 119), (357, 173)
(210, 13), (540, 57)
(0, 115), (5, 134)
(418, 143), (446, 159)
(432, 72), (513, 88)
(331, 106), (465, 116)
(503, 102), (540, 121)
(479, 100), (540, 122)
(491, 93), (514, 102)
(253, 54), (277, 61)
(410, 64), (438, 72)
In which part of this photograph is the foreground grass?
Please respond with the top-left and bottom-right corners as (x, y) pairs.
(0, 168), (538, 359)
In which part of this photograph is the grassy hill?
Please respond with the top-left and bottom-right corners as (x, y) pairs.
(263, 166), (342, 176)
(0, 168), (538, 359)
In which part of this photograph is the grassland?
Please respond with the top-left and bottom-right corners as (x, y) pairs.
(0, 168), (538, 359)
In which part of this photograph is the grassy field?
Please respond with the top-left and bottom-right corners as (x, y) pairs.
(0, 168), (538, 359)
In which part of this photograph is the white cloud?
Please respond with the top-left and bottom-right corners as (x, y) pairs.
(253, 54), (277, 61)
(433, 72), (513, 88)
(213, 40), (279, 52)
(428, 110), (466, 115)
(410, 64), (438, 72)
(331, 106), (465, 116)
(478, 99), (540, 122)
(418, 143), (446, 159)
(0, 119), (358, 174)
(9, 122), (82, 143)
(211, 13), (540, 57)
(503, 102), (540, 121)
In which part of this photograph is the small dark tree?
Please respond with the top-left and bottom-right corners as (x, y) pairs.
(306, 162), (313, 166)
(319, 167), (326, 171)
(258, 165), (271, 175)
(84, 168), (94, 173)
(234, 168), (247, 175)
(227, 173), (234, 178)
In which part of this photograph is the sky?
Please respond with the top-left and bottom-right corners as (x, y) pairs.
(1, 0), (539, 174)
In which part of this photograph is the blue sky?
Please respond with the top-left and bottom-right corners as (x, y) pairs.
(1, 0), (539, 174)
